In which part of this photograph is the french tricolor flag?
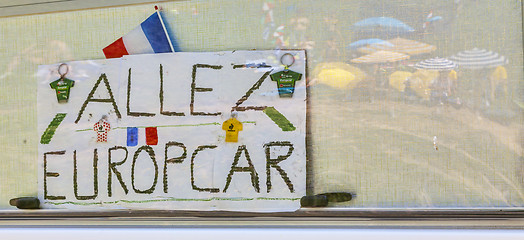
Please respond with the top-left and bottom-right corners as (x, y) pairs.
(127, 127), (158, 146)
(103, 9), (177, 59)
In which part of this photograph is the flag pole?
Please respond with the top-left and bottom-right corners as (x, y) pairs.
(155, 5), (175, 52)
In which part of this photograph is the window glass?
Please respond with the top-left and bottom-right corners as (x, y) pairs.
(0, 0), (522, 211)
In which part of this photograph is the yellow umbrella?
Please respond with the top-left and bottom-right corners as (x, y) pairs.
(408, 69), (439, 99)
(389, 71), (412, 92)
(313, 62), (367, 89)
(359, 37), (436, 56)
(350, 51), (410, 64)
(317, 69), (356, 89)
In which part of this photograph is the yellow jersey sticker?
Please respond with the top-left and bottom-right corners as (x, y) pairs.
(222, 118), (243, 142)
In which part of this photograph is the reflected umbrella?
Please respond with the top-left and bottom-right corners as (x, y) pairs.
(449, 48), (508, 69)
(353, 17), (415, 37)
(351, 51), (410, 94)
(414, 57), (456, 71)
(351, 50), (410, 64)
(414, 57), (459, 105)
(354, 17), (415, 32)
(359, 37), (436, 56)
(389, 71), (413, 92)
(317, 68), (356, 89)
(449, 48), (509, 104)
(348, 38), (393, 49)
(312, 62), (367, 90)
(408, 69), (440, 100)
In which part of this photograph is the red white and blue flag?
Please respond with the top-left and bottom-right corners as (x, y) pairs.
(103, 10), (176, 58)
(126, 127), (158, 146)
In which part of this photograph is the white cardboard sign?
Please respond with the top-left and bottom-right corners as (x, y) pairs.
(37, 50), (306, 212)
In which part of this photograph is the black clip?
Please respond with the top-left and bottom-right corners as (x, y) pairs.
(300, 192), (354, 208)
(9, 197), (40, 209)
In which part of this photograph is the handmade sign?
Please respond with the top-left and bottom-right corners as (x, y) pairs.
(37, 50), (307, 212)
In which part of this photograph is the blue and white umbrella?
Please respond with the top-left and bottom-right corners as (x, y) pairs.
(449, 48), (508, 69)
(348, 38), (393, 49)
(414, 57), (456, 71)
(353, 17), (415, 33)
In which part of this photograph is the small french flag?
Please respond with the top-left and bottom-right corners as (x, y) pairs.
(103, 9), (177, 59)
(126, 127), (158, 146)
